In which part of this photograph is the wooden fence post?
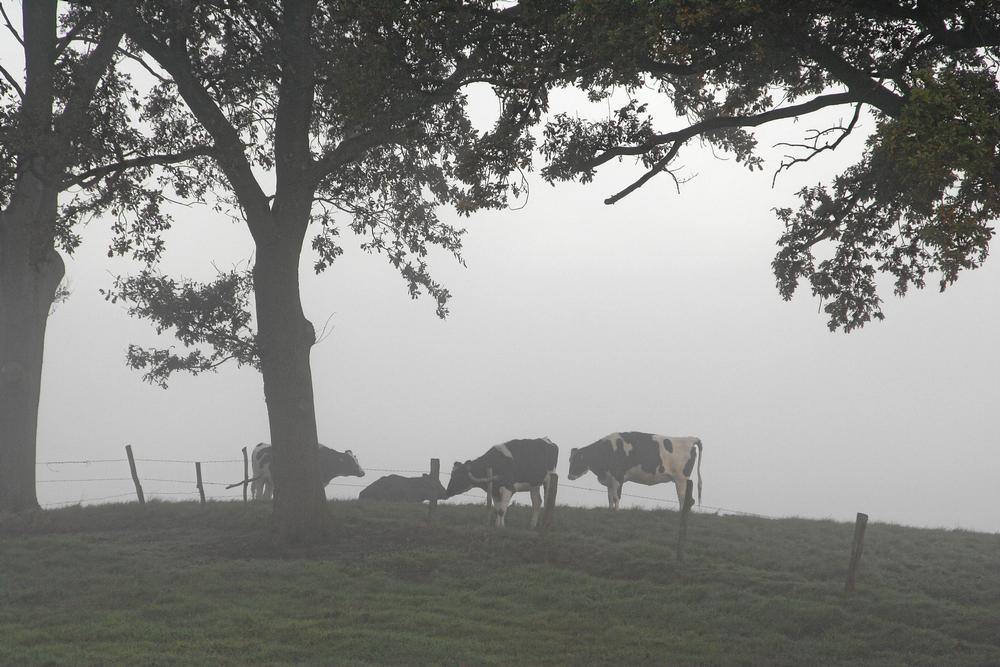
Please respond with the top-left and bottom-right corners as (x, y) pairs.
(125, 445), (145, 505)
(427, 458), (440, 521)
(486, 467), (494, 528)
(676, 479), (694, 561)
(242, 446), (249, 503)
(195, 462), (205, 504)
(845, 512), (869, 592)
(541, 473), (559, 532)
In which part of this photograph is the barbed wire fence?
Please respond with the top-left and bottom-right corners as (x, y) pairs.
(33, 447), (876, 589)
(34, 447), (770, 519)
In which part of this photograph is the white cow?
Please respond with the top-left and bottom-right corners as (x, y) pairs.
(250, 442), (364, 501)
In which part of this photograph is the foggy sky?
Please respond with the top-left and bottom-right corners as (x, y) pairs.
(8, 38), (996, 531)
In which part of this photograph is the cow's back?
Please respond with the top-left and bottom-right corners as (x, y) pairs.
(476, 438), (557, 487)
(359, 474), (419, 501)
(617, 432), (700, 480)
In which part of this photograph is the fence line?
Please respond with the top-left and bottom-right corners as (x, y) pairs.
(37, 459), (126, 465)
(33, 449), (771, 520)
(36, 478), (134, 483)
(136, 458), (244, 464)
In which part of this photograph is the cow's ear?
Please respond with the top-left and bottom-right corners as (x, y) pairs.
(345, 449), (353, 455)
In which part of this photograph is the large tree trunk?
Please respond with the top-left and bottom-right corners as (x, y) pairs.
(0, 178), (63, 512)
(1, 1), (124, 511)
(252, 221), (327, 541)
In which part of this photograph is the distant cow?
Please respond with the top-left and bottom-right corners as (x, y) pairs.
(445, 438), (558, 528)
(358, 474), (446, 503)
(250, 442), (364, 501)
(567, 432), (702, 511)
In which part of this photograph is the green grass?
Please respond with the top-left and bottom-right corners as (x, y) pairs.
(1, 500), (998, 666)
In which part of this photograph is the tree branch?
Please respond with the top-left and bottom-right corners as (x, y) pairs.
(311, 54), (491, 181)
(771, 103), (863, 187)
(115, 45), (169, 83)
(586, 91), (861, 171)
(52, 3), (127, 173)
(272, 0), (318, 211)
(0, 62), (24, 98)
(805, 43), (905, 117)
(604, 140), (682, 205)
(0, 2), (22, 46)
(64, 145), (217, 188)
(54, 8), (97, 59)
(124, 12), (271, 225)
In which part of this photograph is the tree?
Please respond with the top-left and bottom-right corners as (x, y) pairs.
(540, 0), (1000, 331)
(119, 0), (552, 540)
(0, 0), (212, 511)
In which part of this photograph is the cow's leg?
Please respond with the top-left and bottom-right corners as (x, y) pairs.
(250, 477), (260, 501)
(529, 485), (542, 528)
(494, 487), (513, 528)
(615, 481), (623, 511)
(606, 478), (621, 510)
(676, 478), (693, 510)
(262, 476), (273, 502)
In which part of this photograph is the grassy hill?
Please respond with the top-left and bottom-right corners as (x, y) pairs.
(1, 499), (998, 666)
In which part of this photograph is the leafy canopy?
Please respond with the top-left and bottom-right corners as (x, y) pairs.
(539, 0), (1000, 331)
(109, 0), (561, 384)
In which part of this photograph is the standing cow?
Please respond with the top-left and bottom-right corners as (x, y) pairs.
(445, 437), (558, 528)
(250, 442), (364, 501)
(358, 474), (446, 503)
(567, 432), (702, 510)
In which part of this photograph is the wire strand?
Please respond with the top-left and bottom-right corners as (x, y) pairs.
(33, 455), (775, 519)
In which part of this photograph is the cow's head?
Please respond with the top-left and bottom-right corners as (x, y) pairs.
(341, 449), (364, 478)
(317, 446), (365, 486)
(567, 447), (587, 480)
(444, 460), (474, 498)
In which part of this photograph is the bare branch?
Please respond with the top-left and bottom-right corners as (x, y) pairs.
(586, 91), (861, 172)
(0, 2), (23, 46)
(116, 46), (169, 83)
(771, 103), (863, 187)
(0, 62), (24, 98)
(604, 140), (682, 205)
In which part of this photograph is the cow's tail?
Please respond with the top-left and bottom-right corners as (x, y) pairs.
(696, 439), (703, 506)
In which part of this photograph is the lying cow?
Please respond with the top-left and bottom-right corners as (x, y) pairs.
(358, 474), (446, 503)
(568, 432), (702, 511)
(250, 442), (364, 501)
(445, 437), (558, 528)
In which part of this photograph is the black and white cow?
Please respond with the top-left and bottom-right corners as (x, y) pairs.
(567, 432), (702, 511)
(249, 442), (364, 501)
(358, 474), (446, 503)
(445, 437), (558, 528)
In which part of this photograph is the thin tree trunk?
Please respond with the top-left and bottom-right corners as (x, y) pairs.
(0, 179), (63, 512)
(252, 222), (327, 541)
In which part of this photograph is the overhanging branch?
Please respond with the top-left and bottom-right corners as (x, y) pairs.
(64, 145), (217, 188)
(771, 103), (863, 187)
(585, 91), (861, 171)
(604, 140), (683, 205)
